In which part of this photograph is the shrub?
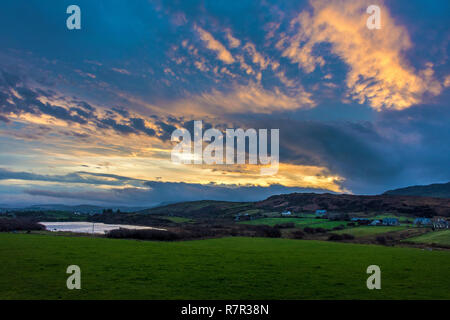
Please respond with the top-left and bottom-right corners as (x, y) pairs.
(332, 225), (345, 231)
(274, 222), (295, 229)
(328, 234), (344, 241)
(328, 233), (354, 241)
(341, 233), (355, 240)
(376, 236), (387, 245)
(303, 227), (315, 234)
(106, 228), (180, 241)
(0, 218), (45, 232)
(182, 225), (217, 238)
(314, 227), (327, 233)
(254, 225), (282, 238)
(291, 230), (305, 239)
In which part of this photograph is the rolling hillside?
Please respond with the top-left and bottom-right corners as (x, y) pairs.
(254, 193), (450, 217)
(384, 182), (450, 198)
(138, 200), (255, 219)
(135, 193), (450, 220)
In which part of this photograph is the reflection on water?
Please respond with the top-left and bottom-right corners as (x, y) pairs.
(39, 221), (164, 234)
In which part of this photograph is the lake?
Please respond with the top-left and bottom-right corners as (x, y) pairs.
(39, 222), (165, 234)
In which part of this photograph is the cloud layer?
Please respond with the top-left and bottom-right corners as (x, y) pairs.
(0, 0), (449, 206)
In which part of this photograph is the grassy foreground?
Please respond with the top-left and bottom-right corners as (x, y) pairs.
(240, 217), (349, 229)
(406, 230), (450, 246)
(333, 226), (406, 237)
(0, 233), (449, 300)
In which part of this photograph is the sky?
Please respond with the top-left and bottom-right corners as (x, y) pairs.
(0, 0), (449, 206)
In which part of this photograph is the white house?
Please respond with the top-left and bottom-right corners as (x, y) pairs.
(281, 211), (292, 216)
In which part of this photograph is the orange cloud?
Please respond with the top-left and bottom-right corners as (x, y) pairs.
(279, 0), (442, 110)
(195, 26), (235, 64)
(170, 81), (315, 115)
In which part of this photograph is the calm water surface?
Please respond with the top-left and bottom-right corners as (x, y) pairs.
(39, 221), (164, 234)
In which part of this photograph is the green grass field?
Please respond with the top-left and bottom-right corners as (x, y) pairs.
(240, 217), (325, 227)
(333, 226), (406, 237)
(240, 217), (349, 229)
(301, 221), (350, 229)
(0, 233), (449, 299)
(405, 230), (450, 246)
(156, 216), (192, 223)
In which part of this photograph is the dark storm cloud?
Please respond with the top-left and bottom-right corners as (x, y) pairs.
(130, 118), (156, 136)
(2, 167), (332, 205)
(155, 120), (177, 141)
(23, 181), (333, 206)
(98, 118), (137, 135)
(235, 103), (450, 194)
(0, 169), (145, 187)
(0, 74), (93, 125)
(23, 188), (152, 204)
(0, 69), (180, 141)
(111, 106), (130, 118)
(0, 0), (449, 204)
(39, 103), (88, 124)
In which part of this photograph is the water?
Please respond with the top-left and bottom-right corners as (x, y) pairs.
(39, 221), (165, 234)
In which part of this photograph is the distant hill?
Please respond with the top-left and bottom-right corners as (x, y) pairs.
(139, 193), (450, 218)
(138, 200), (254, 219)
(13, 204), (147, 214)
(255, 193), (450, 217)
(384, 182), (450, 199)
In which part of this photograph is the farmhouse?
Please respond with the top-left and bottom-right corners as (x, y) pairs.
(281, 211), (292, 216)
(382, 218), (399, 226)
(414, 217), (432, 226)
(370, 219), (381, 226)
(432, 218), (449, 229)
(315, 209), (327, 217)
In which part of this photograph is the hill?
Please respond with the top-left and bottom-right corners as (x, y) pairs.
(137, 193), (450, 219)
(12, 204), (147, 214)
(384, 182), (450, 198)
(255, 193), (450, 217)
(138, 200), (254, 219)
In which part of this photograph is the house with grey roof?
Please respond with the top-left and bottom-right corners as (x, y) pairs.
(382, 218), (399, 226)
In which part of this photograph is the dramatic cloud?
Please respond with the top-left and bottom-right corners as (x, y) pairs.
(278, 0), (443, 110)
(0, 168), (336, 206)
(171, 81), (315, 115)
(0, 0), (449, 206)
(195, 26), (235, 64)
(22, 181), (335, 206)
(0, 169), (146, 187)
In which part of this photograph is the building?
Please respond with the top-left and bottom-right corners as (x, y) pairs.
(432, 218), (449, 229)
(413, 217), (432, 226)
(382, 218), (399, 226)
(370, 219), (381, 226)
(315, 209), (327, 217)
(281, 211), (292, 216)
